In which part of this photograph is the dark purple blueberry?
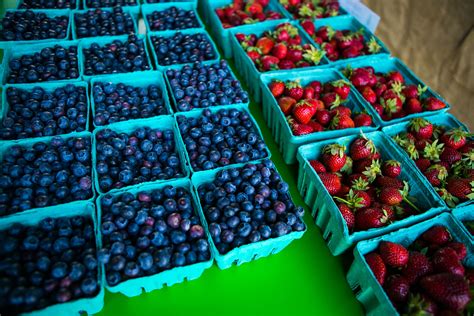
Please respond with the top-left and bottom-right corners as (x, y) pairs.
(167, 213), (181, 229)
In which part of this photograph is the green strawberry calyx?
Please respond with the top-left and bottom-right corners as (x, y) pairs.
(423, 139), (444, 162)
(303, 46), (325, 65)
(367, 37), (382, 54)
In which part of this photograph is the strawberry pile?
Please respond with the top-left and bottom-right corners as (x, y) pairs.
(279, 0), (341, 19)
(268, 78), (372, 136)
(236, 22), (325, 71)
(300, 23), (382, 61)
(393, 118), (474, 207)
(365, 226), (472, 314)
(215, 0), (283, 28)
(343, 66), (447, 121)
(309, 135), (422, 232)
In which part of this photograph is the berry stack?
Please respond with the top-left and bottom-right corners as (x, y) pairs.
(85, 0), (138, 8)
(74, 7), (136, 39)
(214, 0), (283, 28)
(18, 0), (77, 9)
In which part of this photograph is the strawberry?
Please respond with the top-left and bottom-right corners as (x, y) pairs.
(352, 158), (373, 174)
(306, 99), (324, 111)
(259, 55), (279, 71)
(269, 80), (285, 97)
(376, 176), (404, 189)
(292, 100), (316, 124)
(309, 80), (322, 94)
(423, 165), (448, 187)
(292, 123), (313, 136)
(278, 59), (295, 69)
(286, 45), (303, 62)
(331, 80), (351, 100)
(319, 172), (341, 195)
(387, 71), (404, 84)
(303, 86), (315, 99)
(256, 36), (274, 54)
(278, 96), (296, 115)
(350, 136), (376, 161)
(272, 42), (288, 59)
(312, 109), (330, 126)
(330, 106), (351, 117)
(405, 294), (439, 315)
(424, 97), (446, 111)
(402, 84), (427, 99)
(402, 251), (433, 284)
(246, 47), (261, 61)
(361, 86), (377, 104)
(300, 19), (315, 36)
(365, 252), (387, 285)
(284, 80), (303, 101)
(308, 120), (323, 132)
(422, 226), (451, 245)
(310, 160), (326, 173)
(433, 247), (465, 276)
(405, 98), (423, 114)
(385, 274), (410, 304)
(245, 1), (263, 15)
(353, 112), (373, 127)
(355, 207), (389, 230)
(446, 178), (473, 200)
(373, 83), (387, 97)
(322, 144), (347, 172)
(321, 92), (340, 108)
(382, 160), (401, 178)
(446, 242), (467, 260)
(409, 118), (433, 140)
(329, 114), (354, 130)
(415, 158), (431, 172)
(420, 273), (471, 311)
(338, 203), (354, 231)
(440, 147), (462, 165)
(440, 128), (468, 150)
(379, 241), (409, 268)
(379, 187), (403, 206)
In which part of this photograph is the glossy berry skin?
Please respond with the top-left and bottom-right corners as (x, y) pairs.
(0, 136), (93, 216)
(177, 108), (268, 171)
(100, 185), (210, 286)
(94, 126), (184, 193)
(146, 6), (200, 31)
(83, 34), (151, 76)
(0, 10), (68, 41)
(7, 45), (79, 84)
(92, 81), (168, 126)
(19, 0), (76, 9)
(85, 0), (137, 7)
(74, 7), (135, 39)
(0, 84), (88, 140)
(166, 60), (249, 112)
(197, 160), (306, 254)
(150, 32), (217, 66)
(0, 215), (99, 314)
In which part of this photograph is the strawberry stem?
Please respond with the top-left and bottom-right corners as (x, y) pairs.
(403, 196), (421, 213)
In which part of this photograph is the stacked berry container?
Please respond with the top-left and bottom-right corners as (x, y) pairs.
(17, 0), (79, 9)
(141, 2), (204, 33)
(82, 0), (140, 16)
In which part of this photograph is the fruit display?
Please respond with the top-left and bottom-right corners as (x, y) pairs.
(196, 160), (306, 255)
(0, 135), (93, 216)
(150, 31), (218, 67)
(176, 107), (268, 171)
(83, 34), (151, 77)
(74, 7), (136, 39)
(392, 118), (473, 207)
(278, 0), (342, 19)
(165, 60), (249, 112)
(99, 183), (211, 287)
(364, 225), (472, 314)
(268, 77), (373, 136)
(85, 0), (138, 8)
(235, 22), (326, 72)
(0, 10), (69, 42)
(0, 212), (100, 314)
(0, 84), (88, 140)
(145, 5), (201, 31)
(215, 0), (283, 28)
(6, 44), (80, 84)
(18, 0), (76, 9)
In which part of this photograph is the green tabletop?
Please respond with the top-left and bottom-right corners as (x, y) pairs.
(0, 1), (364, 315)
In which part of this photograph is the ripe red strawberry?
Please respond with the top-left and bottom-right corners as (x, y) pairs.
(355, 207), (389, 230)
(269, 80), (285, 97)
(365, 252), (387, 285)
(361, 86), (377, 104)
(292, 124), (313, 135)
(433, 247), (465, 276)
(353, 113), (373, 127)
(306, 99), (324, 111)
(278, 59), (295, 69)
(245, 1), (263, 15)
(446, 178), (473, 199)
(300, 19), (315, 36)
(329, 114), (354, 130)
(310, 160), (326, 173)
(423, 165), (448, 187)
(440, 147), (462, 164)
(447, 242), (467, 260)
(350, 137), (376, 161)
(424, 97), (446, 111)
(256, 36), (274, 54)
(409, 118), (433, 140)
(330, 106), (351, 117)
(337, 203), (354, 231)
(286, 45), (303, 62)
(385, 274), (410, 304)
(309, 80), (322, 94)
(379, 241), (409, 268)
(440, 128), (468, 150)
(382, 160), (401, 178)
(322, 144), (347, 172)
(422, 226), (451, 245)
(246, 47), (261, 61)
(303, 86), (315, 99)
(420, 273), (471, 311)
(376, 176), (404, 189)
(387, 71), (404, 84)
(259, 55), (279, 71)
(293, 100), (316, 124)
(331, 80), (351, 100)
(284, 80), (303, 101)
(380, 187), (403, 206)
(278, 96), (296, 115)
(415, 158), (431, 172)
(319, 172), (341, 195)
(314, 109), (331, 126)
(402, 251), (433, 284)
(405, 98), (423, 114)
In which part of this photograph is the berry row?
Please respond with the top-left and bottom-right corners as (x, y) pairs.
(16, 0), (197, 10)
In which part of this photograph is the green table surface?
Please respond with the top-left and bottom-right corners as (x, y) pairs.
(0, 1), (364, 315)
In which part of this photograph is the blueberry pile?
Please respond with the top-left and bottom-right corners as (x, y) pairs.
(197, 161), (306, 254)
(18, 0), (76, 9)
(74, 7), (135, 39)
(150, 32), (217, 66)
(177, 108), (268, 171)
(85, 0), (137, 7)
(99, 185), (211, 286)
(92, 81), (168, 126)
(0, 10), (68, 41)
(0, 136), (93, 216)
(83, 34), (150, 76)
(146, 6), (200, 31)
(7, 45), (79, 83)
(0, 215), (99, 314)
(95, 126), (184, 193)
(166, 61), (249, 112)
(0, 84), (88, 140)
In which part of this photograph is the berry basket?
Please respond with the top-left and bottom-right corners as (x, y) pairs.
(204, 0), (288, 59)
(92, 115), (190, 195)
(95, 178), (214, 297)
(229, 20), (330, 103)
(1, 40), (82, 85)
(339, 55), (451, 127)
(274, 0), (349, 20)
(0, 201), (105, 316)
(453, 204), (474, 245)
(141, 2), (204, 33)
(0, 9), (72, 48)
(296, 131), (446, 255)
(0, 81), (91, 140)
(143, 0), (197, 4)
(260, 67), (380, 164)
(90, 71), (173, 128)
(16, 0), (79, 9)
(147, 28), (220, 71)
(191, 159), (307, 269)
(347, 212), (473, 316)
(82, 0), (140, 15)
(382, 112), (472, 210)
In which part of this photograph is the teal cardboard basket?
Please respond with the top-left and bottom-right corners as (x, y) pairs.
(71, 7), (139, 39)
(0, 9), (71, 48)
(382, 112), (472, 210)
(90, 71), (173, 128)
(229, 20), (330, 103)
(141, 3), (204, 32)
(16, 0), (79, 9)
(273, 0), (348, 20)
(0, 201), (105, 316)
(191, 159), (306, 269)
(147, 29), (220, 71)
(96, 178), (214, 297)
(80, 34), (153, 81)
(2, 40), (82, 85)
(82, 0), (140, 15)
(347, 213), (472, 316)
(260, 67), (380, 165)
(92, 115), (190, 195)
(163, 60), (249, 113)
(339, 55), (451, 126)
(0, 81), (91, 140)
(453, 204), (474, 245)
(175, 103), (271, 173)
(296, 131), (446, 255)
(204, 0), (287, 59)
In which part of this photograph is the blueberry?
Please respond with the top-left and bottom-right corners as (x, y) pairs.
(138, 252), (153, 271)
(75, 7), (135, 39)
(146, 6), (200, 31)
